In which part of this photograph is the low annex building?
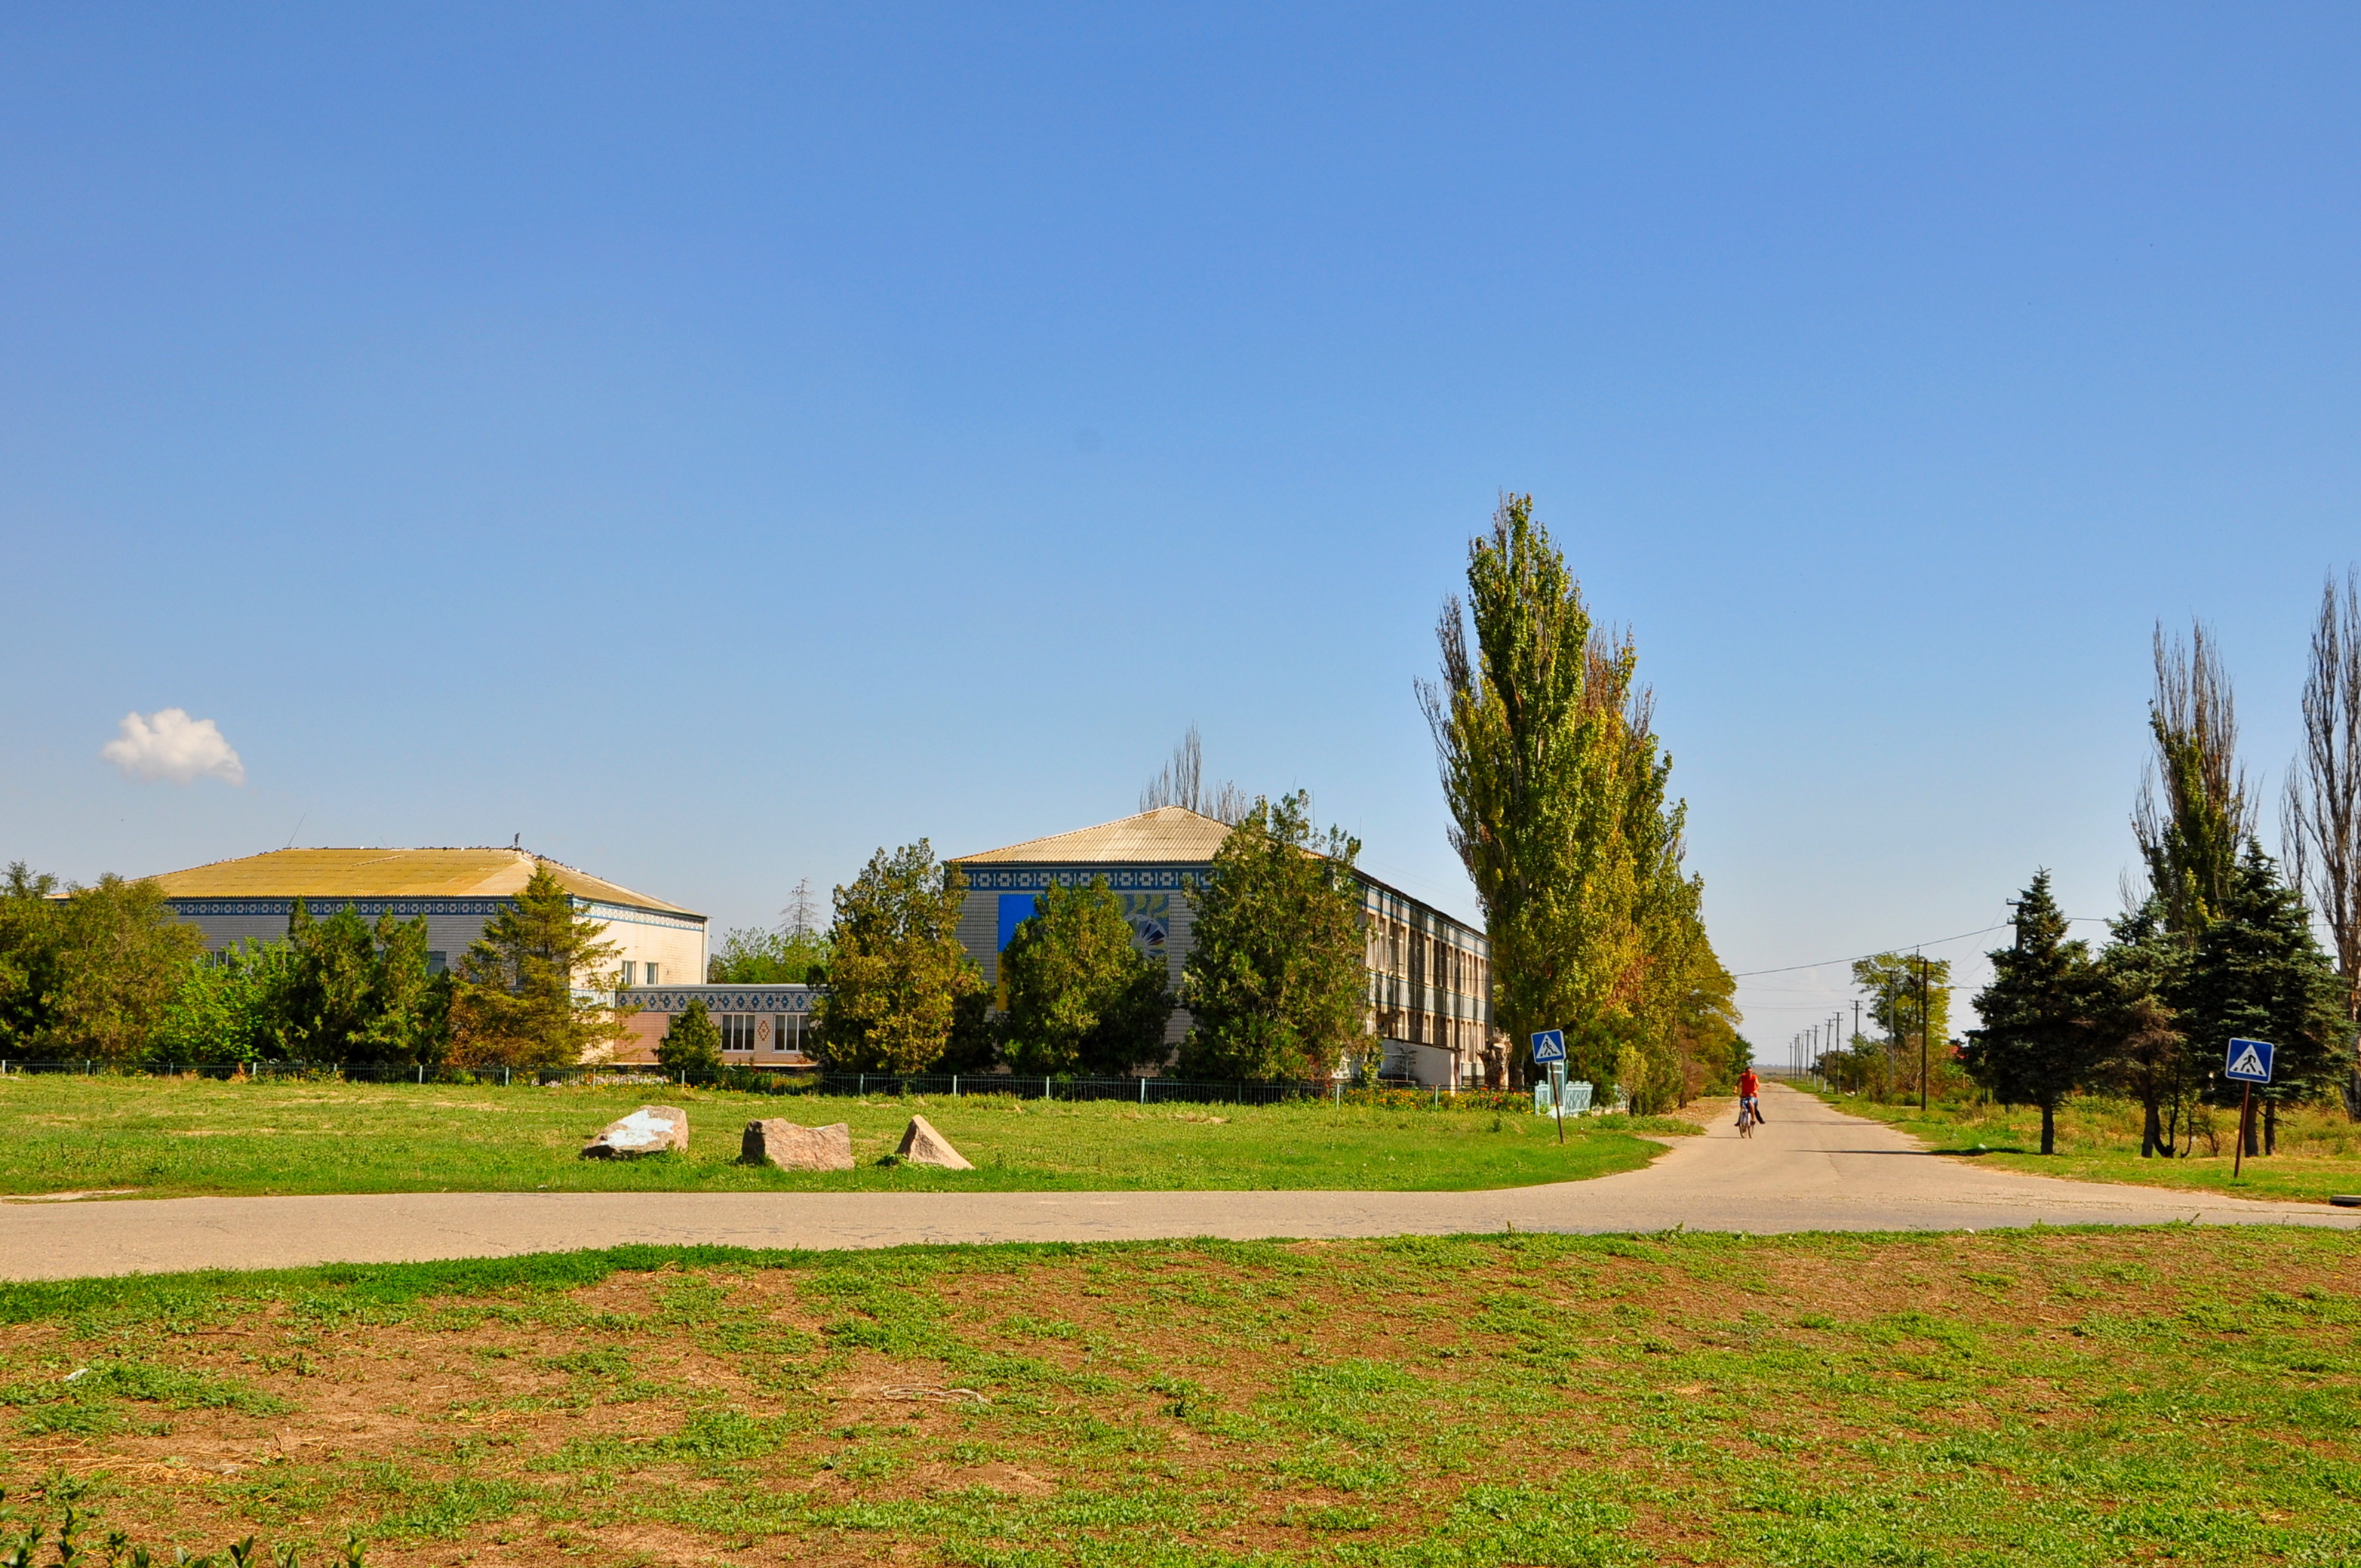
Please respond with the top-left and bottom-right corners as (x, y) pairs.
(149, 847), (708, 988)
(611, 983), (819, 1067)
(951, 807), (1502, 1087)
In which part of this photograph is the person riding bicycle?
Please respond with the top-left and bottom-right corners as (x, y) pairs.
(1736, 1067), (1765, 1127)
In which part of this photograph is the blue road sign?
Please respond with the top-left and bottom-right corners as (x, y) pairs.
(2224, 1038), (2275, 1084)
(1531, 1028), (1566, 1064)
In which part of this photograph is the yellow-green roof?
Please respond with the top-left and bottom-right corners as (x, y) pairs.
(148, 847), (699, 918)
(956, 807), (1234, 865)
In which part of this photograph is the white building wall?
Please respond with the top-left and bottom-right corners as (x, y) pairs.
(169, 899), (706, 986)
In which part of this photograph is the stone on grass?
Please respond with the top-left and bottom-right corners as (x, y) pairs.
(896, 1115), (973, 1170)
(742, 1118), (854, 1171)
(581, 1105), (689, 1159)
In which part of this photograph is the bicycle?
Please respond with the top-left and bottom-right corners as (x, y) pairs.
(1736, 1097), (1758, 1139)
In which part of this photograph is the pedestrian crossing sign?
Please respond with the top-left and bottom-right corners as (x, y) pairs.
(1530, 1028), (1566, 1064)
(2224, 1038), (2274, 1084)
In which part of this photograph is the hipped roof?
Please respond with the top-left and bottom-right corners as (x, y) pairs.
(148, 847), (699, 918)
(955, 807), (1234, 865)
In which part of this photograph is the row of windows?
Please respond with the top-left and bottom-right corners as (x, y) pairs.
(713, 1013), (811, 1054)
(1367, 917), (1487, 998)
(1378, 1009), (1495, 1056)
(619, 961), (662, 985)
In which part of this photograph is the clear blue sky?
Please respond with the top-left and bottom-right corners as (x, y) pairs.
(5, 5), (2358, 1044)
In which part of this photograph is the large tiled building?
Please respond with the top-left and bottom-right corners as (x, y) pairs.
(952, 807), (1500, 1087)
(149, 847), (708, 988)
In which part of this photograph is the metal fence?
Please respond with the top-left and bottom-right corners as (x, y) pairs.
(811, 1071), (1343, 1105)
(0, 1059), (1381, 1105)
(0, 1059), (673, 1087)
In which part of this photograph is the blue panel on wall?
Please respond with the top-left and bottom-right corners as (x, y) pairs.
(998, 893), (1040, 952)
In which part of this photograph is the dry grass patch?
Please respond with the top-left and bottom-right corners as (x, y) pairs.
(0, 1228), (2355, 1566)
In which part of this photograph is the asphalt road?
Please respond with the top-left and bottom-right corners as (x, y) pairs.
(3, 1084), (2353, 1281)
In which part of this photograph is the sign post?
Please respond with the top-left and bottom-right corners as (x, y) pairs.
(1531, 1029), (1567, 1145)
(2223, 1038), (2275, 1177)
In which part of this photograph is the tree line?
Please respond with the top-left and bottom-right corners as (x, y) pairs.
(1962, 607), (2361, 1154)
(800, 790), (1373, 1081)
(0, 864), (635, 1070)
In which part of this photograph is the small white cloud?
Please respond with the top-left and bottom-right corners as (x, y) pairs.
(101, 708), (246, 786)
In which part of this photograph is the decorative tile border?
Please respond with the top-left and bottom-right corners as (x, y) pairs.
(626, 985), (818, 1015)
(168, 896), (705, 932)
(956, 864), (1208, 893)
(168, 898), (509, 918)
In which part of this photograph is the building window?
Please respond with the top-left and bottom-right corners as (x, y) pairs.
(775, 1013), (804, 1052)
(644, 963), (659, 985)
(427, 952), (447, 975)
(619, 961), (637, 986)
(720, 1014), (756, 1053)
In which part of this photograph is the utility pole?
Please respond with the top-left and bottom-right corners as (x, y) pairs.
(1917, 950), (1931, 1112)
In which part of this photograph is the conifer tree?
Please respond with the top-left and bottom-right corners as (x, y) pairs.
(1964, 872), (2097, 1155)
(281, 902), (380, 1062)
(657, 998), (725, 1081)
(1001, 877), (1173, 1076)
(358, 911), (453, 1067)
(451, 866), (630, 1068)
(2090, 899), (2194, 1158)
(2174, 843), (2345, 1153)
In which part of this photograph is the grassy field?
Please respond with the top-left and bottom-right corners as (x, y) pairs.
(0, 1226), (2354, 1567)
(1815, 1087), (2361, 1205)
(0, 1075), (1686, 1199)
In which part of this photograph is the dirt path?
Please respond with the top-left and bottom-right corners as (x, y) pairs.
(3, 1084), (2351, 1280)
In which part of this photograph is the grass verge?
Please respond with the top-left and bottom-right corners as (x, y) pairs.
(0, 1075), (1687, 1199)
(1813, 1087), (2361, 1204)
(0, 1227), (2353, 1567)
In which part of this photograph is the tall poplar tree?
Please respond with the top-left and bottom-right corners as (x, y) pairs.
(1422, 497), (1732, 1096)
(2135, 623), (2252, 940)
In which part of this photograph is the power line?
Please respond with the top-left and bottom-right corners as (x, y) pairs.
(1729, 916), (2116, 979)
(1730, 924), (2006, 977)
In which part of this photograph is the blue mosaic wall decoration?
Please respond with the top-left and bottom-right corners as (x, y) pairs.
(997, 893), (1038, 952)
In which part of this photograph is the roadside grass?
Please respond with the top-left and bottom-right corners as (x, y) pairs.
(0, 1227), (2354, 1567)
(1815, 1087), (2361, 1204)
(0, 1075), (1687, 1200)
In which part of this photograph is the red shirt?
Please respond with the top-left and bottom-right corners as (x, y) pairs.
(1738, 1071), (1760, 1097)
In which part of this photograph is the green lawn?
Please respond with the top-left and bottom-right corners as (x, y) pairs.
(1, 1226), (2353, 1567)
(0, 1075), (1683, 1198)
(1813, 1087), (2361, 1205)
